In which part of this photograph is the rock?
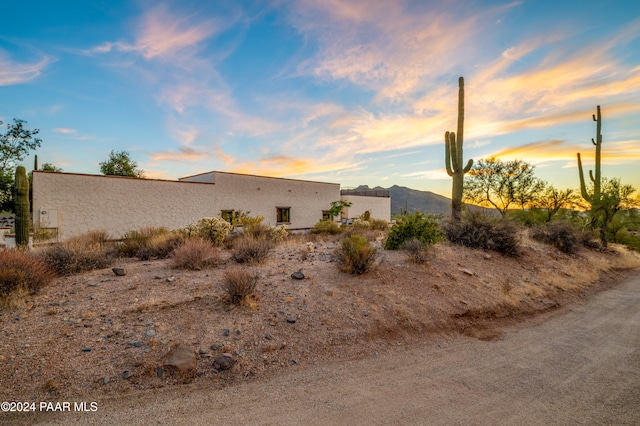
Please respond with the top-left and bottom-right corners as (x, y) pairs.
(483, 254), (492, 259)
(210, 343), (222, 351)
(165, 344), (197, 371)
(364, 311), (370, 317)
(460, 268), (474, 276)
(265, 334), (273, 340)
(102, 376), (110, 384)
(81, 348), (91, 352)
(291, 271), (305, 280)
(112, 267), (126, 276)
(287, 317), (296, 324)
(223, 329), (230, 337)
(157, 367), (163, 378)
(213, 353), (236, 371)
(133, 342), (142, 348)
(122, 370), (133, 379)
(145, 330), (156, 338)
(166, 276), (176, 283)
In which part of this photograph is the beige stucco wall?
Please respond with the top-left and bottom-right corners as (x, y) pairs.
(33, 171), (340, 241)
(341, 195), (391, 222)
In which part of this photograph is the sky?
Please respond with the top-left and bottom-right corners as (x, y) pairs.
(1, 0), (639, 198)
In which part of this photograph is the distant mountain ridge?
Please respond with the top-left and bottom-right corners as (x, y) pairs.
(351, 185), (452, 215)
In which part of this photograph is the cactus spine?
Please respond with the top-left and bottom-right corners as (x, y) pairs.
(445, 76), (473, 221)
(14, 166), (30, 248)
(577, 105), (602, 204)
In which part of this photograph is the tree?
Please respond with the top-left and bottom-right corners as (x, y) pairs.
(99, 150), (145, 178)
(463, 157), (545, 217)
(534, 186), (580, 222)
(328, 200), (352, 220)
(0, 119), (42, 212)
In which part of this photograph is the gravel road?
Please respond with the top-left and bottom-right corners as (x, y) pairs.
(13, 273), (640, 425)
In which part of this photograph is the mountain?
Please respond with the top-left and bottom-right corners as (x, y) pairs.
(350, 185), (452, 215)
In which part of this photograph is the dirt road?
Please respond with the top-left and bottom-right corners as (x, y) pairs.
(12, 273), (640, 425)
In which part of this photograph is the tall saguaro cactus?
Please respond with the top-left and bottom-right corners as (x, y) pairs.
(577, 105), (602, 204)
(445, 76), (473, 221)
(14, 166), (30, 248)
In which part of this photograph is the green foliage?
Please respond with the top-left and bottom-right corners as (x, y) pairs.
(14, 166), (30, 247)
(442, 212), (521, 256)
(328, 200), (352, 219)
(172, 238), (222, 270)
(0, 119), (42, 212)
(369, 218), (389, 231)
(335, 234), (378, 274)
(0, 249), (55, 298)
(312, 219), (342, 235)
(267, 225), (288, 243)
(181, 217), (233, 246)
(99, 150), (145, 178)
(385, 212), (442, 250)
(530, 222), (581, 254)
(588, 178), (637, 248)
(444, 76), (473, 221)
(40, 232), (115, 275)
(464, 157), (545, 217)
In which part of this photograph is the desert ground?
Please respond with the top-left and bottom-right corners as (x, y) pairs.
(1, 232), (639, 424)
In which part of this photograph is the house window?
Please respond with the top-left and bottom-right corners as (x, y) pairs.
(276, 207), (290, 224)
(221, 210), (234, 224)
(322, 210), (331, 220)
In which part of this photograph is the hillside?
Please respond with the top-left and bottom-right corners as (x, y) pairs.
(351, 185), (451, 215)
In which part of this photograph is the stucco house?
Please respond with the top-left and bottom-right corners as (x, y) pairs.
(32, 170), (390, 241)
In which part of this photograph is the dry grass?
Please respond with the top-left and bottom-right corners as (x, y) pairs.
(171, 238), (222, 270)
(231, 237), (274, 264)
(335, 234), (378, 274)
(222, 268), (259, 306)
(38, 232), (115, 275)
(0, 249), (55, 309)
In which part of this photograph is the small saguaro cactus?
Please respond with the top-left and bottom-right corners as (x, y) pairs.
(445, 76), (473, 221)
(14, 166), (31, 248)
(577, 105), (603, 204)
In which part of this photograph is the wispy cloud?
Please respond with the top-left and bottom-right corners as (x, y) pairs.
(0, 50), (54, 86)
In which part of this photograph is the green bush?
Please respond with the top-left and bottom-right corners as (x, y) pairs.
(312, 219), (342, 235)
(40, 232), (115, 275)
(442, 214), (520, 256)
(530, 222), (581, 254)
(385, 213), (443, 250)
(335, 234), (378, 274)
(0, 249), (55, 297)
(369, 218), (389, 231)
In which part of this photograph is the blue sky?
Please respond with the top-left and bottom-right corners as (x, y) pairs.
(1, 0), (639, 197)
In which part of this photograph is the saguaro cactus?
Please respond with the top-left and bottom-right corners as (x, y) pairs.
(14, 166), (30, 248)
(577, 105), (602, 204)
(445, 76), (473, 221)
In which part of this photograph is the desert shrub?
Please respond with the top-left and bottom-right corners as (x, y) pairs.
(385, 213), (443, 250)
(352, 218), (370, 230)
(530, 222), (581, 254)
(137, 232), (185, 260)
(172, 238), (222, 270)
(117, 227), (170, 257)
(369, 218), (389, 231)
(402, 238), (430, 264)
(0, 249), (55, 298)
(508, 208), (548, 227)
(580, 229), (602, 250)
(231, 237), (273, 264)
(442, 214), (520, 256)
(312, 219), (342, 235)
(181, 217), (232, 246)
(335, 234), (378, 274)
(267, 225), (288, 243)
(222, 269), (258, 305)
(39, 232), (115, 275)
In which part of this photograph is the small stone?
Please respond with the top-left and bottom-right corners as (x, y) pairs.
(210, 343), (222, 351)
(483, 254), (492, 259)
(154, 275), (163, 279)
(145, 330), (156, 338)
(460, 269), (474, 276)
(133, 342), (142, 348)
(265, 334), (273, 340)
(364, 311), (370, 317)
(166, 276), (176, 283)
(156, 367), (163, 378)
(287, 318), (296, 324)
(112, 267), (126, 276)
(213, 353), (236, 371)
(291, 271), (305, 280)
(165, 344), (197, 371)
(81, 348), (91, 352)
(122, 370), (133, 379)
(102, 376), (110, 384)
(223, 329), (230, 336)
